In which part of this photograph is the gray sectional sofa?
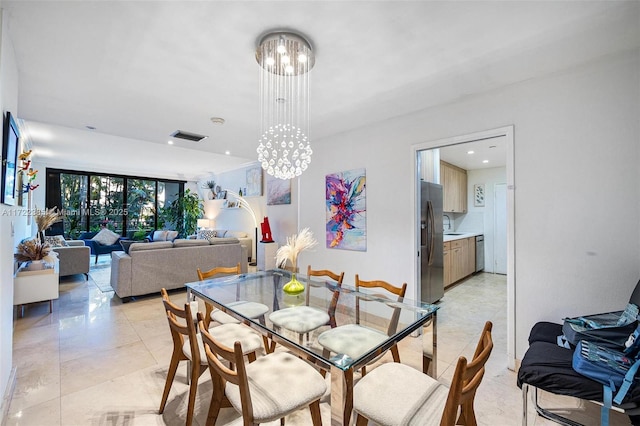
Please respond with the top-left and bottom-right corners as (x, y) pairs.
(110, 238), (248, 301)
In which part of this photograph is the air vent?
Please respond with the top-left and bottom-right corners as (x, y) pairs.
(170, 130), (208, 142)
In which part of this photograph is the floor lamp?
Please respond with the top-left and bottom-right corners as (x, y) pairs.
(225, 190), (258, 266)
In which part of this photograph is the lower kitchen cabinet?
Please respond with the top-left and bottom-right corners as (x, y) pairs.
(443, 236), (476, 288)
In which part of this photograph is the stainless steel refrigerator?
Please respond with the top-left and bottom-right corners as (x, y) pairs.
(419, 181), (444, 303)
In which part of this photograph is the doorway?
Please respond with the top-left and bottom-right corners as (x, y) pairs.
(412, 126), (515, 369)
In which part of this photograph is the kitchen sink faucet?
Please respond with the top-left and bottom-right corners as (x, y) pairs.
(443, 214), (451, 231)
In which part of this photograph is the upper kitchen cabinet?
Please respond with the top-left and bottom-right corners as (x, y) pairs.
(440, 161), (467, 213)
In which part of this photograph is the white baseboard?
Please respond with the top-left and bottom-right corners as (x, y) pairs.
(1, 367), (17, 426)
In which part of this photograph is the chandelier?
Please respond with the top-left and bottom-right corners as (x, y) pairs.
(256, 31), (315, 180)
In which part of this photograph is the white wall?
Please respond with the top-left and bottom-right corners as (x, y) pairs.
(198, 167), (298, 252)
(0, 8), (23, 417)
(299, 49), (640, 360)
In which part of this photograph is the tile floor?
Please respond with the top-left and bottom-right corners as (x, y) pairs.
(6, 264), (633, 425)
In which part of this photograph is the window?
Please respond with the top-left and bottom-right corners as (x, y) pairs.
(46, 168), (185, 239)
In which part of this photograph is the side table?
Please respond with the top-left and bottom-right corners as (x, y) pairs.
(257, 242), (278, 271)
(14, 258), (60, 317)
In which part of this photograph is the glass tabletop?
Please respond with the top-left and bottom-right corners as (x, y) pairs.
(186, 269), (438, 371)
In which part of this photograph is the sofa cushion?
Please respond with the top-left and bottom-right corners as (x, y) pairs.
(173, 239), (210, 247)
(208, 237), (240, 245)
(226, 230), (248, 238)
(44, 235), (69, 247)
(92, 228), (121, 246)
(120, 240), (146, 254)
(129, 241), (173, 252)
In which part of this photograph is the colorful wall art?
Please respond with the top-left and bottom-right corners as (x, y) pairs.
(326, 168), (366, 251)
(266, 174), (291, 205)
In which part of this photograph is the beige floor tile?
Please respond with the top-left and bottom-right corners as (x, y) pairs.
(4, 398), (61, 426)
(60, 340), (157, 396)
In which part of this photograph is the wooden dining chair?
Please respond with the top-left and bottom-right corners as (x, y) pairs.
(197, 263), (270, 329)
(159, 290), (209, 426)
(353, 321), (494, 426)
(159, 289), (263, 426)
(197, 312), (327, 426)
(268, 266), (344, 349)
(317, 274), (407, 375)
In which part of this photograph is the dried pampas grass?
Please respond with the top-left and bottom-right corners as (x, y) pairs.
(16, 239), (52, 262)
(275, 228), (317, 269)
(35, 207), (62, 233)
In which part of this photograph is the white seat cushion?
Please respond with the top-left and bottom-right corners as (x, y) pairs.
(182, 324), (263, 362)
(211, 301), (270, 324)
(224, 352), (327, 422)
(317, 323), (388, 360)
(208, 323), (263, 354)
(269, 306), (330, 334)
(353, 363), (449, 426)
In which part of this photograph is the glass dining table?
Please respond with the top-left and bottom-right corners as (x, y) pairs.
(185, 269), (438, 426)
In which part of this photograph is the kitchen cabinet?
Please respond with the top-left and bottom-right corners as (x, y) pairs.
(440, 161), (467, 213)
(443, 236), (476, 288)
(443, 242), (451, 287)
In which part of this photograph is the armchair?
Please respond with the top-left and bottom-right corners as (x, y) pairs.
(78, 231), (129, 264)
(52, 240), (90, 278)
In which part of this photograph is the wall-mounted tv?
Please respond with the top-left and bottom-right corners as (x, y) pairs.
(2, 111), (20, 206)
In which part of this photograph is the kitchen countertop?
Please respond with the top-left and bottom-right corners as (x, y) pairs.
(443, 232), (483, 242)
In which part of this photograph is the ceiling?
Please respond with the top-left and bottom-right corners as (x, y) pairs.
(3, 1), (639, 180)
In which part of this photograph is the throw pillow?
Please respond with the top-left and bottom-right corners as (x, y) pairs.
(165, 230), (179, 242)
(153, 230), (168, 241)
(197, 229), (217, 240)
(91, 228), (120, 246)
(44, 235), (69, 247)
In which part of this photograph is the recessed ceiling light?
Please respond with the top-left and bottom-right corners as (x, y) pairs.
(225, 150), (231, 155)
(467, 150), (474, 154)
(86, 126), (96, 130)
(489, 145), (496, 148)
(482, 160), (489, 163)
(167, 140), (174, 145)
(210, 117), (225, 126)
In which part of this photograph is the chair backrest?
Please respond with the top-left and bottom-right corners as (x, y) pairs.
(355, 275), (407, 334)
(161, 288), (201, 366)
(197, 264), (242, 327)
(197, 263), (241, 281)
(307, 266), (345, 284)
(441, 321), (493, 426)
(307, 266), (345, 327)
(197, 312), (254, 420)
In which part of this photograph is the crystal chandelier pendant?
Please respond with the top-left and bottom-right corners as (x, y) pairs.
(256, 31), (314, 180)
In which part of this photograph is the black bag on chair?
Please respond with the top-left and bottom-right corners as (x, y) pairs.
(559, 303), (639, 349)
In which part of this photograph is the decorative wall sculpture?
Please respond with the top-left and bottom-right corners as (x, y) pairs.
(325, 168), (366, 251)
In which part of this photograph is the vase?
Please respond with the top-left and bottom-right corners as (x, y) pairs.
(282, 273), (305, 295)
(26, 260), (46, 271)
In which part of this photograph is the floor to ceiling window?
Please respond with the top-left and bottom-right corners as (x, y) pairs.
(46, 168), (184, 239)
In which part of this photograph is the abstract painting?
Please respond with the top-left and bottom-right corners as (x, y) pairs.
(326, 168), (366, 251)
(266, 174), (291, 205)
(244, 165), (263, 196)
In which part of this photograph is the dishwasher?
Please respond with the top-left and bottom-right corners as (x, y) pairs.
(475, 235), (484, 272)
